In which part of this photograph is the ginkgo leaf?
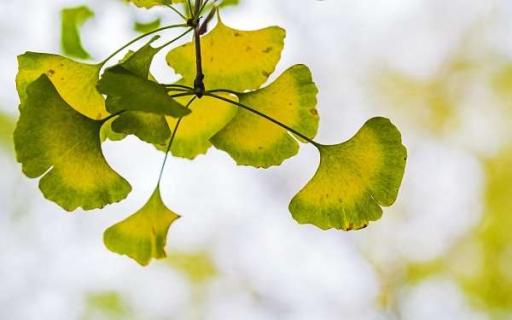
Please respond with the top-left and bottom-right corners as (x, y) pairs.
(97, 65), (191, 117)
(14, 75), (131, 211)
(112, 112), (171, 145)
(167, 18), (285, 91)
(164, 93), (238, 159)
(119, 36), (160, 78)
(106, 36), (173, 145)
(126, 0), (172, 9)
(289, 117), (407, 231)
(100, 117), (127, 142)
(211, 65), (319, 168)
(104, 187), (180, 266)
(17, 52), (106, 120)
(61, 5), (94, 59)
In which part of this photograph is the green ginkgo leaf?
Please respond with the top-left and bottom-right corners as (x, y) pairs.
(113, 112), (171, 145)
(164, 93), (238, 159)
(97, 65), (191, 117)
(100, 117), (127, 142)
(14, 75), (131, 211)
(104, 187), (180, 266)
(61, 5), (94, 59)
(167, 18), (285, 91)
(119, 37), (160, 79)
(289, 117), (407, 231)
(17, 52), (106, 120)
(211, 64), (319, 168)
(107, 37), (173, 145)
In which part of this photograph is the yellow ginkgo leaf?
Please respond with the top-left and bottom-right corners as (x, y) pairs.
(14, 75), (131, 211)
(104, 187), (180, 266)
(167, 18), (285, 91)
(164, 93), (238, 159)
(211, 64), (319, 168)
(289, 117), (407, 231)
(17, 52), (107, 120)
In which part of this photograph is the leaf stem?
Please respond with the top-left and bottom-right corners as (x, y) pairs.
(166, 4), (187, 20)
(168, 88), (192, 93)
(169, 92), (196, 99)
(157, 97), (197, 185)
(165, 84), (195, 90)
(156, 28), (193, 50)
(198, 0), (211, 16)
(207, 88), (244, 95)
(99, 24), (187, 67)
(205, 92), (321, 147)
(100, 110), (126, 123)
(192, 22), (205, 97)
(186, 0), (194, 18)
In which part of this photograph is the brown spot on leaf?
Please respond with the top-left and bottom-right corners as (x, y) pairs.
(262, 47), (273, 54)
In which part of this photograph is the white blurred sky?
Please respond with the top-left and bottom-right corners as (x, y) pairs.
(1, 0), (511, 319)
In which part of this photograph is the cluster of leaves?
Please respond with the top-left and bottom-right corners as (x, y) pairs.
(13, 0), (407, 266)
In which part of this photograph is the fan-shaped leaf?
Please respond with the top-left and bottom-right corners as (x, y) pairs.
(289, 117), (407, 231)
(104, 187), (180, 266)
(97, 65), (191, 117)
(167, 18), (285, 91)
(17, 52), (106, 120)
(105, 36), (173, 145)
(14, 75), (131, 211)
(211, 65), (319, 168)
(164, 93), (238, 159)
(126, 0), (172, 9)
(113, 112), (171, 145)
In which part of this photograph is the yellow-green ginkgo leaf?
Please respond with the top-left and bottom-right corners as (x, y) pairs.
(164, 93), (238, 159)
(14, 75), (132, 211)
(104, 187), (180, 266)
(167, 18), (285, 91)
(211, 64), (319, 168)
(126, 0), (172, 9)
(289, 117), (407, 231)
(16, 52), (106, 120)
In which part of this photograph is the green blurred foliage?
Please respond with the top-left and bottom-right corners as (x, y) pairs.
(134, 18), (161, 33)
(492, 64), (512, 110)
(0, 111), (15, 152)
(375, 57), (473, 134)
(403, 149), (512, 317)
(167, 251), (217, 283)
(82, 291), (132, 320)
(61, 6), (95, 59)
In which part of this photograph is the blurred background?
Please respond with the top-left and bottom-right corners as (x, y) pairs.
(1, 0), (511, 319)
